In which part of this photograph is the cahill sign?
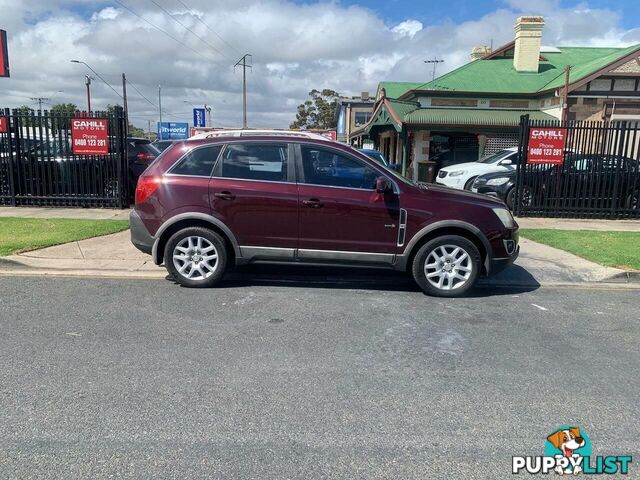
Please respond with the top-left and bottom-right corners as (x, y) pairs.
(527, 127), (567, 165)
(71, 118), (109, 155)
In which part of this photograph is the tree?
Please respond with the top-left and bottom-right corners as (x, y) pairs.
(290, 89), (340, 130)
(50, 103), (78, 131)
(15, 105), (35, 127)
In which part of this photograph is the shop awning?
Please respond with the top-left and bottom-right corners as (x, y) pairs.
(403, 108), (557, 127)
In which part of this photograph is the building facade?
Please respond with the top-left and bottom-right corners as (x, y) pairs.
(363, 16), (640, 181)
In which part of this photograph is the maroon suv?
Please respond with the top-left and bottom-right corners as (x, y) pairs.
(130, 136), (519, 297)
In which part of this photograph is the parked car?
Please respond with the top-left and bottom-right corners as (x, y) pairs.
(153, 139), (178, 152)
(472, 154), (640, 211)
(130, 135), (519, 297)
(127, 138), (161, 198)
(358, 148), (396, 170)
(435, 147), (518, 190)
(471, 170), (518, 209)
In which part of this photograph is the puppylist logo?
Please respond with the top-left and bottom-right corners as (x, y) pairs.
(512, 427), (632, 475)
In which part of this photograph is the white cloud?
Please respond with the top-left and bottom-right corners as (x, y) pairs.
(0, 0), (638, 129)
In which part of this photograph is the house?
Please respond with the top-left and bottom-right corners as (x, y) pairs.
(336, 93), (375, 144)
(363, 16), (640, 180)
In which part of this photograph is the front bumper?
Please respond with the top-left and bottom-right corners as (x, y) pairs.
(489, 245), (519, 275)
(130, 209), (154, 255)
(435, 176), (465, 189)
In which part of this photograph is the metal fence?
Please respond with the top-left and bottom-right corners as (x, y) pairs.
(0, 107), (128, 208)
(514, 116), (640, 219)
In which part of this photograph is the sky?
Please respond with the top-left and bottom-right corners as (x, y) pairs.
(1, 0), (639, 131)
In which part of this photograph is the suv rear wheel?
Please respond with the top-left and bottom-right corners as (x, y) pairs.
(412, 235), (481, 297)
(164, 227), (228, 288)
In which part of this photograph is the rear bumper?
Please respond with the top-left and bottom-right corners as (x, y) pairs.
(130, 209), (154, 255)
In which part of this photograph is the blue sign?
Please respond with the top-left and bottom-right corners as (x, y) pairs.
(157, 122), (189, 140)
(193, 108), (206, 127)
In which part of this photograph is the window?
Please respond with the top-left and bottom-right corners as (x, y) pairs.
(171, 145), (222, 177)
(354, 111), (371, 126)
(301, 145), (379, 190)
(219, 143), (288, 182)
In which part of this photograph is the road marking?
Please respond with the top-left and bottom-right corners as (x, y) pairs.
(531, 303), (548, 311)
(65, 332), (82, 336)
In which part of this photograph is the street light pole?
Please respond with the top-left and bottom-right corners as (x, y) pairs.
(158, 85), (162, 138)
(70, 60), (123, 101)
(85, 74), (92, 112)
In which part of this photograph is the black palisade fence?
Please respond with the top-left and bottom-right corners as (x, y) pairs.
(514, 115), (640, 219)
(0, 107), (129, 208)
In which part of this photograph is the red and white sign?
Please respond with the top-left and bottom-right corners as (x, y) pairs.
(527, 127), (567, 165)
(0, 116), (7, 133)
(0, 29), (9, 78)
(305, 129), (337, 141)
(71, 118), (109, 155)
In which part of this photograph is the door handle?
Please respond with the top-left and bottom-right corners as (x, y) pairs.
(302, 198), (323, 208)
(213, 191), (235, 200)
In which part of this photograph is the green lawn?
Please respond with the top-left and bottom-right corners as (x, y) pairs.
(0, 218), (130, 256)
(520, 229), (640, 271)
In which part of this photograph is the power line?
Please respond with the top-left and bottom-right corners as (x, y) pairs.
(148, 0), (230, 60)
(175, 0), (240, 56)
(113, 0), (215, 61)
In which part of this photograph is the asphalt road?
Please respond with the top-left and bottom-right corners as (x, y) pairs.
(0, 272), (638, 479)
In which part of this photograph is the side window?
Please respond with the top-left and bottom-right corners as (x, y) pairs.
(170, 145), (222, 177)
(219, 143), (288, 182)
(301, 146), (379, 190)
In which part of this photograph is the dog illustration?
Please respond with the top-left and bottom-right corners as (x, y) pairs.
(547, 427), (586, 475)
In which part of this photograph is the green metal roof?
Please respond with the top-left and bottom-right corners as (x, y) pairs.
(377, 82), (425, 99)
(403, 108), (556, 126)
(412, 44), (640, 95)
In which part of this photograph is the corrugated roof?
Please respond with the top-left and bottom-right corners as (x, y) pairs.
(378, 82), (425, 99)
(412, 44), (640, 95)
(403, 108), (557, 126)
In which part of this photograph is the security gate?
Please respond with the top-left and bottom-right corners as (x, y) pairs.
(0, 107), (128, 208)
(514, 116), (640, 219)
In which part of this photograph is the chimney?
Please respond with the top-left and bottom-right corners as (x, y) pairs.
(513, 16), (544, 72)
(470, 46), (491, 61)
(361, 91), (370, 101)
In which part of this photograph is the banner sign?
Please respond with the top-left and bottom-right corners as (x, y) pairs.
(193, 108), (206, 128)
(158, 122), (189, 140)
(0, 116), (8, 133)
(0, 30), (9, 78)
(71, 118), (109, 155)
(304, 129), (337, 141)
(527, 127), (567, 165)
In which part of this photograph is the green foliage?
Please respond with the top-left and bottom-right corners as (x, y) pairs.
(290, 89), (340, 130)
(50, 103), (78, 131)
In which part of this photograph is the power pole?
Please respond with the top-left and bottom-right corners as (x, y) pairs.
(234, 54), (252, 129)
(122, 73), (129, 136)
(29, 97), (50, 111)
(424, 58), (445, 81)
(158, 85), (162, 138)
(85, 74), (93, 112)
(205, 104), (212, 127)
(148, 120), (152, 140)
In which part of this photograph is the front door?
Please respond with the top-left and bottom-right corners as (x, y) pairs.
(209, 142), (298, 254)
(296, 143), (399, 261)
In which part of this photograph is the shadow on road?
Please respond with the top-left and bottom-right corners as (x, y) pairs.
(168, 263), (540, 297)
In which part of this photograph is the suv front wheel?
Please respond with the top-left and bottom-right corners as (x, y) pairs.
(164, 227), (228, 288)
(412, 235), (481, 297)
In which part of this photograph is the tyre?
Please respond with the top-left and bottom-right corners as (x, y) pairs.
(164, 227), (228, 288)
(519, 185), (533, 207)
(627, 191), (639, 210)
(464, 176), (478, 190)
(412, 235), (481, 297)
(505, 188), (515, 210)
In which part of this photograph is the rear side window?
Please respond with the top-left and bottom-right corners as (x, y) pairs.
(218, 143), (288, 182)
(171, 145), (222, 177)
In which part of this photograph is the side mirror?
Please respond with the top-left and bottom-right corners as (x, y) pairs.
(376, 176), (390, 194)
(500, 159), (513, 166)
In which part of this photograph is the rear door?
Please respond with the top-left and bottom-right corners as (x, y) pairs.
(209, 141), (298, 253)
(295, 143), (399, 259)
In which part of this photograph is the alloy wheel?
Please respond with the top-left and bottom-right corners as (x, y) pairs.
(424, 244), (473, 291)
(172, 236), (219, 280)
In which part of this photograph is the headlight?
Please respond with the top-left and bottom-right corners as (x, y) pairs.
(449, 170), (465, 177)
(492, 207), (515, 228)
(486, 177), (510, 186)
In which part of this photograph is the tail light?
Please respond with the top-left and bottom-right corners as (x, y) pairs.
(135, 175), (162, 204)
(136, 152), (156, 162)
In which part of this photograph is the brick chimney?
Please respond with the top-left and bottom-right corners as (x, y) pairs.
(513, 16), (544, 72)
(470, 46), (491, 61)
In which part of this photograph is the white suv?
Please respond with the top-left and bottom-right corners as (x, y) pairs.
(435, 147), (518, 190)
